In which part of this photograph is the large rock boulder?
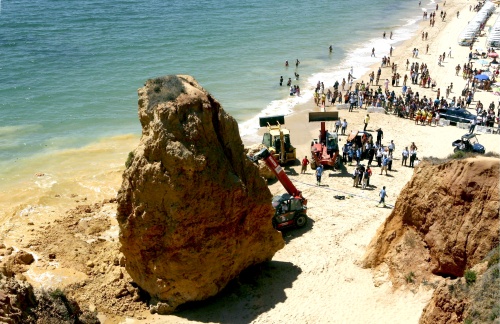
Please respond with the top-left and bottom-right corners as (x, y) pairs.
(363, 157), (500, 278)
(244, 143), (277, 180)
(117, 75), (284, 312)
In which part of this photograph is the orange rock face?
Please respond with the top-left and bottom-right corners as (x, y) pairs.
(363, 157), (500, 277)
(117, 75), (284, 313)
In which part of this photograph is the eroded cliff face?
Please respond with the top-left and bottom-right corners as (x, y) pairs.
(363, 157), (499, 279)
(117, 75), (284, 313)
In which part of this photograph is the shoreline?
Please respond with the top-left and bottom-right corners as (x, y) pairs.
(267, 0), (499, 160)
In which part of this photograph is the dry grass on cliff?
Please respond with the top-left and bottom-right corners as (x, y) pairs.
(448, 246), (500, 323)
(422, 152), (500, 165)
(145, 75), (186, 108)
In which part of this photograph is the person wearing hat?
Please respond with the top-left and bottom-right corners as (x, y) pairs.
(364, 114), (370, 131)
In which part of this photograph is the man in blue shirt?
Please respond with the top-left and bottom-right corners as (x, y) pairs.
(377, 186), (388, 207)
(315, 164), (324, 186)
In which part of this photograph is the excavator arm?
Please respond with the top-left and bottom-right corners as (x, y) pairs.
(250, 148), (302, 198)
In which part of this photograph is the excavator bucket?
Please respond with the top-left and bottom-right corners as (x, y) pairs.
(308, 112), (339, 122)
(259, 115), (285, 127)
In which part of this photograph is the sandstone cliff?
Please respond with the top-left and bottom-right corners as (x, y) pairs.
(117, 75), (284, 313)
(363, 157), (499, 280)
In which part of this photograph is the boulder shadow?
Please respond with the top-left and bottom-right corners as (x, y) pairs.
(174, 261), (302, 324)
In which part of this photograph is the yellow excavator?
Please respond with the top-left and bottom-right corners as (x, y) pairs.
(259, 115), (296, 165)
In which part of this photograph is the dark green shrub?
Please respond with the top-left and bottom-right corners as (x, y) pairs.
(405, 271), (415, 284)
(465, 269), (477, 286)
(125, 151), (134, 168)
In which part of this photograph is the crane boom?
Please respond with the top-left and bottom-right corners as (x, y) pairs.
(251, 148), (301, 197)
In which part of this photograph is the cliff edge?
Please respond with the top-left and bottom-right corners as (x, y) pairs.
(362, 156), (499, 289)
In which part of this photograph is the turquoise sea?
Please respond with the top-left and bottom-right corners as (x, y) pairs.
(0, 0), (434, 180)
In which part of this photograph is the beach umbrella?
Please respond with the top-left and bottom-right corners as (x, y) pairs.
(474, 74), (490, 80)
(488, 52), (499, 58)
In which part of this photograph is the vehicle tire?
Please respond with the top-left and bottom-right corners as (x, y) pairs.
(272, 218), (277, 229)
(295, 214), (307, 228)
(454, 147), (459, 153)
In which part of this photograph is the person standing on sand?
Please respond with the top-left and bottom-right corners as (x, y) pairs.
(364, 114), (370, 131)
(377, 186), (388, 207)
(388, 140), (395, 158)
(402, 147), (409, 166)
(376, 128), (383, 146)
(341, 119), (348, 135)
(335, 119), (341, 133)
(380, 155), (389, 175)
(342, 143), (349, 164)
(409, 146), (417, 168)
(315, 164), (324, 186)
(469, 117), (477, 134)
(301, 156), (310, 174)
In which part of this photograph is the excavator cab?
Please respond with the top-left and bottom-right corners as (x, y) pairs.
(271, 194), (307, 229)
(259, 115), (296, 165)
(309, 112), (342, 169)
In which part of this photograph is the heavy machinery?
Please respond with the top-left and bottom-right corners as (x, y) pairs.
(452, 133), (485, 154)
(250, 148), (308, 230)
(260, 115), (296, 165)
(309, 112), (342, 170)
(346, 130), (373, 159)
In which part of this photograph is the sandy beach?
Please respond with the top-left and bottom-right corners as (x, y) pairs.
(1, 0), (499, 323)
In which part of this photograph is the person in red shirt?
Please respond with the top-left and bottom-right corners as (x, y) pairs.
(301, 156), (310, 174)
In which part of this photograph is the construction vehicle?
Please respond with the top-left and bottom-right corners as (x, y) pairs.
(452, 133), (485, 154)
(250, 148), (308, 230)
(346, 130), (373, 159)
(309, 112), (342, 170)
(260, 115), (296, 165)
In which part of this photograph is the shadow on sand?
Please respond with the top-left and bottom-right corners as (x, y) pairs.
(327, 165), (353, 178)
(174, 261), (302, 323)
(282, 218), (315, 243)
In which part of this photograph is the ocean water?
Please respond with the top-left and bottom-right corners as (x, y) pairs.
(0, 0), (433, 182)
